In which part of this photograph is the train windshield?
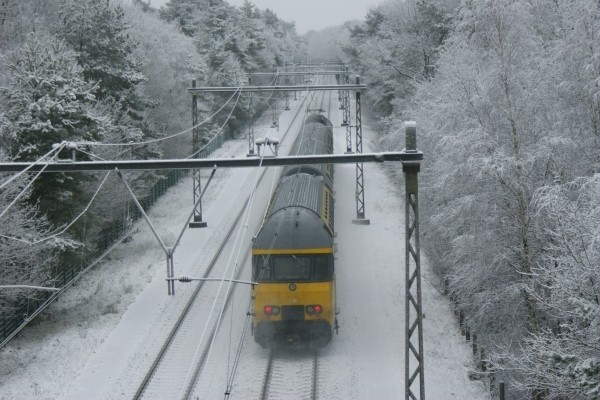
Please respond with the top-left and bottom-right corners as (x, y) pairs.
(253, 255), (333, 282)
(273, 256), (311, 280)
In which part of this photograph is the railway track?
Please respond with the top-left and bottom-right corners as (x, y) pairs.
(258, 84), (331, 400)
(260, 349), (319, 400)
(133, 79), (333, 400)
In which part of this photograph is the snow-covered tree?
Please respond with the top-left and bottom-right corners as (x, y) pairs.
(0, 35), (110, 224)
(0, 0), (61, 51)
(157, 0), (304, 146)
(57, 0), (160, 162)
(344, 0), (456, 115)
(389, 0), (600, 397)
(0, 158), (76, 315)
(159, 0), (204, 36)
(58, 0), (145, 102)
(513, 175), (600, 399)
(121, 1), (208, 158)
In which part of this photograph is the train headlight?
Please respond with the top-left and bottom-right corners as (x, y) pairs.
(306, 304), (323, 314)
(264, 305), (280, 315)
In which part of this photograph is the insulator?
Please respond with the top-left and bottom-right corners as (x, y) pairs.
(179, 275), (192, 283)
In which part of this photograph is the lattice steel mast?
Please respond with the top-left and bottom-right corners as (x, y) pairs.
(404, 122), (424, 400)
(190, 79), (207, 228)
(353, 75), (369, 225)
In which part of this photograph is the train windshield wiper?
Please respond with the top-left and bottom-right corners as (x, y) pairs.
(291, 255), (305, 266)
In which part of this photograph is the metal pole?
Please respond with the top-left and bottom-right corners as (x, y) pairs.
(353, 75), (369, 225)
(343, 70), (353, 154)
(284, 90), (290, 110)
(191, 79), (207, 228)
(166, 250), (175, 295)
(247, 76), (255, 156)
(116, 168), (174, 294)
(404, 121), (424, 400)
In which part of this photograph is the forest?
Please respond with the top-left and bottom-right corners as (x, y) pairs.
(0, 0), (303, 349)
(0, 0), (599, 399)
(344, 0), (599, 398)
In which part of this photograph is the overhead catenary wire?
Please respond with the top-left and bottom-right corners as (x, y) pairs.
(252, 72), (280, 107)
(132, 80), (315, 397)
(74, 147), (108, 161)
(0, 143), (163, 243)
(223, 84), (330, 397)
(0, 87), (238, 241)
(0, 144), (66, 191)
(178, 151), (269, 400)
(188, 83), (320, 396)
(0, 285), (60, 291)
(186, 88), (244, 160)
(222, 198), (289, 399)
(222, 132), (289, 398)
(0, 170), (112, 244)
(200, 153), (268, 394)
(0, 142), (66, 221)
(73, 88), (243, 148)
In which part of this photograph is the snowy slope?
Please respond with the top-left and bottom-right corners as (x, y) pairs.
(0, 91), (489, 399)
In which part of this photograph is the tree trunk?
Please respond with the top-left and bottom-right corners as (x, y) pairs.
(496, 14), (539, 334)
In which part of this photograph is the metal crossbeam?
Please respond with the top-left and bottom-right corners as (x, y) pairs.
(403, 122), (425, 400)
(246, 71), (347, 77)
(188, 84), (366, 94)
(285, 62), (344, 67)
(0, 152), (422, 173)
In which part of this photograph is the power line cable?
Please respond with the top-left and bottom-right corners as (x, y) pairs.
(223, 87), (327, 396)
(178, 153), (268, 400)
(73, 88), (242, 147)
(74, 148), (108, 161)
(0, 143), (66, 221)
(186, 88), (243, 159)
(186, 85), (320, 397)
(0, 170), (112, 244)
(199, 154), (267, 394)
(0, 143), (66, 191)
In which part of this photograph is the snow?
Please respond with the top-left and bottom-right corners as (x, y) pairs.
(0, 92), (490, 399)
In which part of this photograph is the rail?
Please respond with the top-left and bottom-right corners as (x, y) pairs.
(134, 82), (322, 399)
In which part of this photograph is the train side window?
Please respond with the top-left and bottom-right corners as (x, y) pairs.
(313, 255), (332, 280)
(253, 256), (271, 281)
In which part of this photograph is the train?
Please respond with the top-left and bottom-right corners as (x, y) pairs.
(251, 113), (338, 348)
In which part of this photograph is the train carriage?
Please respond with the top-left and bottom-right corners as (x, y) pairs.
(251, 115), (337, 348)
(281, 114), (334, 185)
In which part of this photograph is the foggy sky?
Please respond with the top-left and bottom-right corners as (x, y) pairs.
(149, 0), (383, 34)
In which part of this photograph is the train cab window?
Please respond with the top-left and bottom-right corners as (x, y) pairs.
(273, 256), (311, 281)
(313, 255), (333, 280)
(253, 256), (271, 281)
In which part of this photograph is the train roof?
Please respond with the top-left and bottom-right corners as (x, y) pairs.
(254, 174), (334, 251)
(253, 207), (333, 251)
(288, 121), (332, 156)
(305, 113), (333, 127)
(283, 118), (333, 182)
(267, 174), (328, 219)
(253, 114), (335, 253)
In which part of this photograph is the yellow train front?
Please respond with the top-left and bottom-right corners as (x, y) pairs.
(251, 115), (337, 348)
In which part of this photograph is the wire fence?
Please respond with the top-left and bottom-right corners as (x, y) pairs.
(0, 129), (230, 347)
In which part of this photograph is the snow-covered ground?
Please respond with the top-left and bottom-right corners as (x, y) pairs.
(0, 90), (490, 399)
